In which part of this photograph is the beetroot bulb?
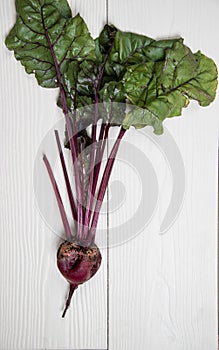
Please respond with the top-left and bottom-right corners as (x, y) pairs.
(57, 241), (102, 317)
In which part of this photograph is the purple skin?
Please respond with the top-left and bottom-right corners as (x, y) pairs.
(57, 240), (102, 317)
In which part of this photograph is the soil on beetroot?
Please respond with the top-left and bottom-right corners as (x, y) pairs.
(57, 241), (102, 317)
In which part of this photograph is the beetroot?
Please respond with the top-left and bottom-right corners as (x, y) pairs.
(6, 0), (217, 320)
(57, 241), (102, 317)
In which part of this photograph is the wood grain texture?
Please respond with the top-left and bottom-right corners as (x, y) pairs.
(0, 0), (218, 349)
(108, 0), (219, 349)
(0, 1), (106, 349)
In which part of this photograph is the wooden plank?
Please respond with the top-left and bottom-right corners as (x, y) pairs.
(108, 0), (219, 349)
(0, 1), (106, 349)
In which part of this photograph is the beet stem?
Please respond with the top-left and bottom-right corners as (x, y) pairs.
(84, 108), (113, 238)
(91, 105), (114, 205)
(43, 155), (72, 240)
(62, 283), (78, 318)
(83, 99), (99, 238)
(54, 130), (77, 223)
(92, 122), (110, 204)
(89, 127), (126, 243)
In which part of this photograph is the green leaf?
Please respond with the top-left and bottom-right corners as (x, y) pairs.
(98, 24), (118, 54)
(105, 30), (178, 77)
(77, 60), (97, 96)
(145, 90), (189, 121)
(60, 24), (120, 112)
(122, 62), (159, 106)
(5, 0), (95, 88)
(123, 40), (218, 133)
(15, 0), (72, 37)
(157, 40), (199, 92)
(99, 81), (126, 103)
(54, 14), (95, 64)
(178, 51), (218, 106)
(57, 66), (94, 112)
(58, 60), (96, 112)
(123, 107), (164, 135)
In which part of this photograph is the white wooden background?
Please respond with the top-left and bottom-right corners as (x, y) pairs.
(0, 0), (218, 349)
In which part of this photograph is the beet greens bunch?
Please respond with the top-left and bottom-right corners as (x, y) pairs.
(5, 0), (218, 317)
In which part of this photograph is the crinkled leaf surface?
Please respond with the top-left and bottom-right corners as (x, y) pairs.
(59, 25), (119, 112)
(57, 60), (94, 113)
(5, 0), (95, 88)
(123, 107), (164, 135)
(105, 30), (178, 78)
(178, 51), (218, 106)
(123, 40), (218, 131)
(98, 24), (118, 55)
(99, 81), (126, 103)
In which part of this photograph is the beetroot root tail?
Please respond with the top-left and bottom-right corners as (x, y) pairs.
(62, 283), (78, 318)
